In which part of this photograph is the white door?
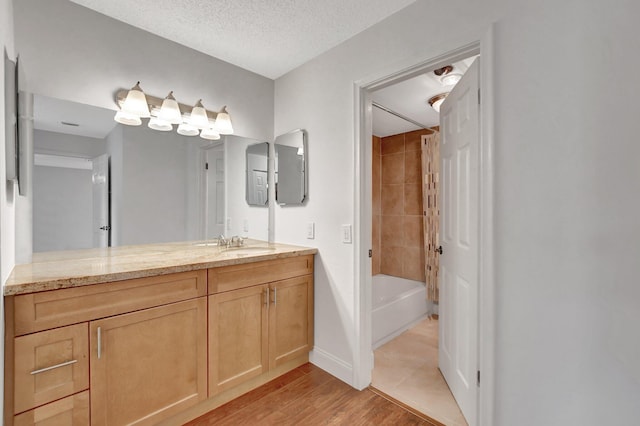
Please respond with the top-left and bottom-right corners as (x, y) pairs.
(206, 147), (225, 239)
(438, 57), (479, 425)
(92, 154), (110, 248)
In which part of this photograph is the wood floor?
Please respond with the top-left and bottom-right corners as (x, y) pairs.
(185, 363), (438, 425)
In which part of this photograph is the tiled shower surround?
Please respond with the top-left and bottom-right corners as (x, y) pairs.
(372, 130), (432, 281)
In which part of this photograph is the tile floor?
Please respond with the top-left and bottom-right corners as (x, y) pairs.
(371, 317), (468, 426)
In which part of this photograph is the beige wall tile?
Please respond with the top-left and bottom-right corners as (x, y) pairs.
(404, 152), (421, 184)
(382, 152), (404, 184)
(373, 135), (381, 157)
(403, 216), (424, 248)
(403, 247), (426, 281)
(404, 184), (423, 216)
(372, 153), (381, 216)
(381, 184), (404, 216)
(381, 215), (404, 248)
(381, 134), (404, 155)
(404, 130), (425, 152)
(380, 246), (403, 277)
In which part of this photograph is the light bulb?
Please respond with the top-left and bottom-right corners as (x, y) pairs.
(200, 125), (220, 140)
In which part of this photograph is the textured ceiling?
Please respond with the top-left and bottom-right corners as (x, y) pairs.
(70, 0), (416, 79)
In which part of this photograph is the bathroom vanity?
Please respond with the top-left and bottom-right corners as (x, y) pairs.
(3, 241), (316, 425)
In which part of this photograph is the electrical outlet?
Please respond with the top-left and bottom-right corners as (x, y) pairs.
(226, 218), (232, 231)
(306, 222), (315, 239)
(341, 224), (352, 244)
(243, 219), (249, 232)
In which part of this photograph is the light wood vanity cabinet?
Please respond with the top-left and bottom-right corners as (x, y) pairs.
(208, 255), (314, 396)
(5, 253), (314, 426)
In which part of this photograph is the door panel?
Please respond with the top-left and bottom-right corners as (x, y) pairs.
(438, 57), (480, 425)
(91, 154), (110, 248)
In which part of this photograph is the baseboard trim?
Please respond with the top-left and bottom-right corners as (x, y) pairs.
(309, 346), (353, 386)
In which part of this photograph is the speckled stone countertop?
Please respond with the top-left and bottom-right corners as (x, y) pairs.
(4, 240), (317, 296)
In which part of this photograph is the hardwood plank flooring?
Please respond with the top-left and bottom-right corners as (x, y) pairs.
(185, 364), (438, 425)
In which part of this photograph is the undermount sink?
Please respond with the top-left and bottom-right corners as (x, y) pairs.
(226, 246), (277, 255)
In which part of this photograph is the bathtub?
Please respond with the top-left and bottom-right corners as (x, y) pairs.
(372, 274), (432, 349)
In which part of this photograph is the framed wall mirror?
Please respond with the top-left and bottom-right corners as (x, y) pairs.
(274, 129), (307, 205)
(245, 142), (269, 206)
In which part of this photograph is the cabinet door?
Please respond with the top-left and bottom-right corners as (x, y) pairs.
(90, 298), (207, 426)
(269, 275), (314, 369)
(209, 285), (269, 396)
(14, 391), (89, 426)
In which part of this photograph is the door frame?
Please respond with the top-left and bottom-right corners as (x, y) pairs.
(352, 26), (496, 426)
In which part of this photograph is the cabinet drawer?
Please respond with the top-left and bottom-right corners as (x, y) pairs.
(14, 270), (207, 335)
(14, 324), (89, 414)
(208, 255), (313, 294)
(14, 391), (89, 426)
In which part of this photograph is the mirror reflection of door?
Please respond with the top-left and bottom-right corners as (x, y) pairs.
(205, 144), (225, 239)
(245, 142), (269, 206)
(33, 153), (110, 252)
(92, 153), (110, 248)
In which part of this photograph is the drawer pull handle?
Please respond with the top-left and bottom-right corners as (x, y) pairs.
(97, 327), (102, 359)
(30, 359), (78, 375)
(273, 287), (277, 305)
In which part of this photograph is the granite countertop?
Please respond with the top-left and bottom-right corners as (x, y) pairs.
(4, 240), (317, 296)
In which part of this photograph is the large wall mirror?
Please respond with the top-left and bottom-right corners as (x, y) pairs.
(30, 94), (269, 253)
(274, 129), (307, 205)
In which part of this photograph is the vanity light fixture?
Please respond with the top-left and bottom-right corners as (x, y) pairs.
(114, 83), (235, 139)
(213, 106), (234, 135)
(440, 73), (462, 86)
(428, 93), (449, 113)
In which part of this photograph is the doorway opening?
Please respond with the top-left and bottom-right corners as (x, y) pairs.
(368, 54), (477, 426)
(354, 37), (495, 426)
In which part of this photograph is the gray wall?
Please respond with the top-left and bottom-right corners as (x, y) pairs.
(33, 165), (93, 251)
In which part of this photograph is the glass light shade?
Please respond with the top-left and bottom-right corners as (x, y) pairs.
(432, 98), (445, 112)
(120, 82), (150, 118)
(428, 93), (448, 113)
(200, 126), (220, 140)
(158, 92), (182, 124)
(114, 110), (142, 126)
(213, 106), (234, 134)
(189, 100), (210, 129)
(148, 117), (172, 132)
(177, 122), (199, 136)
(441, 73), (462, 86)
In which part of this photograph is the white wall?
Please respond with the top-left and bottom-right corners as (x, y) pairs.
(0, 0), (15, 419)
(274, 0), (640, 424)
(13, 0), (274, 142)
(34, 129), (107, 158)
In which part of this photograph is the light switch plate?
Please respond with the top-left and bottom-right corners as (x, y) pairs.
(341, 224), (352, 244)
(306, 222), (315, 239)
(243, 219), (249, 232)
(226, 218), (232, 231)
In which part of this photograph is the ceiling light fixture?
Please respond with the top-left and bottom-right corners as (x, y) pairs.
(440, 73), (462, 86)
(428, 93), (449, 113)
(114, 82), (235, 140)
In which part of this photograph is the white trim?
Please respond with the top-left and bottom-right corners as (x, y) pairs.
(478, 24), (496, 426)
(353, 34), (495, 426)
(34, 153), (92, 170)
(309, 347), (353, 385)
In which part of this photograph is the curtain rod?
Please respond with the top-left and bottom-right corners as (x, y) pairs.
(372, 101), (434, 131)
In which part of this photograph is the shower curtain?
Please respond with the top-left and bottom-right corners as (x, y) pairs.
(422, 132), (440, 302)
